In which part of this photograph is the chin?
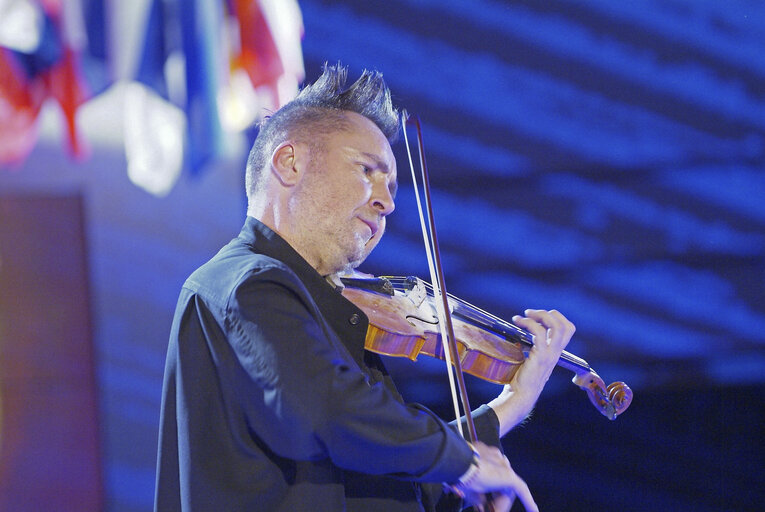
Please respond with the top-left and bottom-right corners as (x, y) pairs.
(345, 251), (369, 272)
(345, 252), (366, 271)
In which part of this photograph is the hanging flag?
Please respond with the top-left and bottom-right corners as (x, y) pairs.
(258, 0), (304, 107)
(225, 0), (304, 116)
(79, 0), (110, 94)
(124, 81), (186, 197)
(1, 0), (304, 191)
(0, 0), (44, 53)
(179, 0), (225, 174)
(0, 47), (44, 165)
(0, 0), (49, 166)
(41, 0), (111, 158)
(43, 45), (90, 157)
(128, 0), (225, 189)
(125, 0), (186, 195)
(229, 0), (283, 93)
(0, 0), (109, 166)
(217, 0), (303, 136)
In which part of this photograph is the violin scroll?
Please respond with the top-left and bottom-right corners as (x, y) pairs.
(607, 381), (633, 417)
(572, 370), (633, 420)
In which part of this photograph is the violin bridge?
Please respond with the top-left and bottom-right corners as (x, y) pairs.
(407, 277), (428, 308)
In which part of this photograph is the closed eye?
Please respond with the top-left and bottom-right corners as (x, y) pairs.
(356, 151), (397, 197)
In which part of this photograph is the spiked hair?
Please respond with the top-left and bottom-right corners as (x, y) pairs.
(245, 63), (399, 201)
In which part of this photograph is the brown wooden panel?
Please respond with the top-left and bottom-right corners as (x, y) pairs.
(0, 194), (103, 511)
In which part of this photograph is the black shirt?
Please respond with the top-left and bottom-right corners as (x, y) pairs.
(155, 217), (500, 511)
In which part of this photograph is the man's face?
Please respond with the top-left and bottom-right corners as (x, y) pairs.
(292, 112), (397, 275)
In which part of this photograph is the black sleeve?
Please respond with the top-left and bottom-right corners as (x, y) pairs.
(419, 404), (502, 511)
(222, 264), (475, 483)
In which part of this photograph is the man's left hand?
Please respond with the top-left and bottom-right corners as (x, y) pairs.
(487, 309), (575, 436)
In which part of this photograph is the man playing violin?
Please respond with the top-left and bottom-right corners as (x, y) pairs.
(155, 64), (575, 512)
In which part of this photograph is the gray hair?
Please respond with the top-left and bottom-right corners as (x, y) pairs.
(245, 63), (399, 200)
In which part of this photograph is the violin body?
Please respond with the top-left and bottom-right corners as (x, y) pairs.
(341, 277), (526, 384)
(341, 275), (633, 420)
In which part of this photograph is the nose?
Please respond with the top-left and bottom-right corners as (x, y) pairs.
(372, 181), (395, 216)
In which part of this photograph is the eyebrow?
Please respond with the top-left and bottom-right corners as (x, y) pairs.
(361, 151), (398, 198)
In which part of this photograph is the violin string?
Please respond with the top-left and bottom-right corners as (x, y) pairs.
(385, 277), (590, 370)
(387, 276), (530, 339)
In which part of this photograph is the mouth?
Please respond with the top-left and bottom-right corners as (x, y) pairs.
(358, 217), (378, 237)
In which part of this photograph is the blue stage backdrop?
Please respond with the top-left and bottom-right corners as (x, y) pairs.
(0, 1), (763, 511)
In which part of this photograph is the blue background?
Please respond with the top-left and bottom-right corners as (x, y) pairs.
(1, 0), (763, 510)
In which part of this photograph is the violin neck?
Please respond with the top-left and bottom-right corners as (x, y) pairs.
(449, 301), (593, 375)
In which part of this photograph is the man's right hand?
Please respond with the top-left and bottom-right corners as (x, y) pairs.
(460, 441), (539, 512)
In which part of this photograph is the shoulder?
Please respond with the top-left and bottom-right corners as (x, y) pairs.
(184, 237), (307, 308)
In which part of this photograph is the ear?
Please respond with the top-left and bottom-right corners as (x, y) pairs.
(270, 141), (308, 186)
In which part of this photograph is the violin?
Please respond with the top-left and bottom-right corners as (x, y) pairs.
(371, 112), (629, 510)
(341, 275), (632, 420)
